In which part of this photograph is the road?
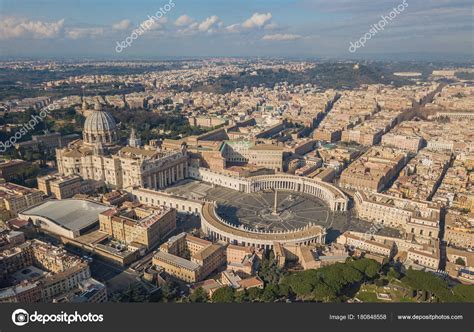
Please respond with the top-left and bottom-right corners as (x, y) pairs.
(63, 243), (140, 293)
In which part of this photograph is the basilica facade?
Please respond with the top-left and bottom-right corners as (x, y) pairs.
(56, 103), (188, 190)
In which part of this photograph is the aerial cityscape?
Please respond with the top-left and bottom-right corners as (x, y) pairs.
(0, 0), (473, 319)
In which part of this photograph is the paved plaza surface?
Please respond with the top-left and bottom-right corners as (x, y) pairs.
(215, 190), (331, 232)
(165, 179), (402, 242)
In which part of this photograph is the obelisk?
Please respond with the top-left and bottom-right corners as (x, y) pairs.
(273, 189), (278, 214)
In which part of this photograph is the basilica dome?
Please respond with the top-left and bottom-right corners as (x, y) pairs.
(83, 103), (118, 145)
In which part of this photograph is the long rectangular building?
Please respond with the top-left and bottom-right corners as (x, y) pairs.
(354, 191), (440, 240)
(339, 146), (407, 192)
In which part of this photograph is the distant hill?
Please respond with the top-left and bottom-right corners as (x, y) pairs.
(190, 63), (415, 93)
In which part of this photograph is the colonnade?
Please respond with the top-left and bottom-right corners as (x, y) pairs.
(205, 228), (324, 250)
(144, 162), (187, 189)
(200, 203), (326, 250)
(248, 175), (348, 211)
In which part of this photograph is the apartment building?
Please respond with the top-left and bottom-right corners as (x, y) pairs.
(37, 174), (82, 199)
(339, 147), (407, 192)
(354, 191), (440, 240)
(0, 182), (44, 220)
(226, 244), (257, 275)
(406, 245), (440, 270)
(381, 133), (424, 152)
(444, 212), (473, 250)
(0, 240), (93, 303)
(153, 233), (226, 283)
(99, 204), (176, 250)
(445, 247), (474, 284)
(221, 140), (284, 172)
(387, 150), (451, 201)
(336, 231), (395, 259)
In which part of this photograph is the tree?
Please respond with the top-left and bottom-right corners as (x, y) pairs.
(312, 283), (336, 302)
(161, 281), (178, 302)
(148, 289), (162, 302)
(110, 283), (149, 303)
(8, 164), (40, 188)
(375, 279), (387, 287)
(211, 286), (235, 303)
(234, 290), (248, 303)
(261, 284), (279, 302)
(452, 284), (474, 302)
(363, 262), (380, 279)
(247, 287), (262, 302)
(455, 257), (466, 266)
(282, 272), (315, 298)
(189, 287), (208, 303)
(277, 283), (291, 298)
(280, 261), (377, 301)
(24, 150), (34, 162)
(58, 123), (76, 135)
(320, 264), (362, 293)
(401, 270), (456, 302)
(258, 250), (283, 284)
(348, 258), (381, 279)
(128, 283), (148, 302)
(387, 267), (400, 280)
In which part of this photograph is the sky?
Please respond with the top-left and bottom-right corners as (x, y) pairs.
(0, 0), (472, 60)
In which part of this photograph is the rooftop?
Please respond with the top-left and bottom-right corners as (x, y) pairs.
(20, 199), (109, 232)
(154, 250), (201, 271)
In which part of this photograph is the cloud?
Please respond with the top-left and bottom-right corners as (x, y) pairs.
(112, 19), (132, 30)
(198, 15), (220, 32)
(66, 27), (104, 39)
(175, 15), (194, 27)
(177, 22), (199, 35)
(225, 23), (240, 33)
(225, 12), (275, 34)
(140, 17), (167, 31)
(262, 33), (302, 41)
(242, 12), (272, 29)
(0, 17), (65, 40)
(147, 21), (164, 31)
(264, 22), (278, 30)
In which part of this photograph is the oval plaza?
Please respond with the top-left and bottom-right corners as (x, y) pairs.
(134, 168), (349, 250)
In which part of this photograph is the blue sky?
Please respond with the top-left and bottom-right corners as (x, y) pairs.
(0, 0), (472, 59)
